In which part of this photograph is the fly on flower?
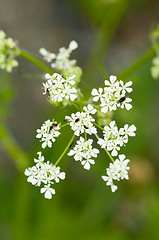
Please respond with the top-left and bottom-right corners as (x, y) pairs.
(117, 96), (126, 104)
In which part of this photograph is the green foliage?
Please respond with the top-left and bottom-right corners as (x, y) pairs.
(0, 72), (15, 120)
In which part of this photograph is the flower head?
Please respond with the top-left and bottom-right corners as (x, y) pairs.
(24, 152), (66, 199)
(43, 73), (78, 103)
(102, 154), (130, 192)
(39, 48), (56, 62)
(65, 104), (97, 136)
(97, 121), (136, 156)
(0, 30), (19, 72)
(91, 75), (133, 113)
(68, 137), (99, 170)
(36, 119), (61, 148)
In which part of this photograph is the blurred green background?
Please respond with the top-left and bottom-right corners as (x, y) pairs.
(0, 0), (159, 239)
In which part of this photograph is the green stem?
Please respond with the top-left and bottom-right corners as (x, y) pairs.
(84, 130), (87, 141)
(93, 122), (104, 131)
(118, 47), (156, 80)
(54, 134), (75, 166)
(19, 50), (54, 75)
(95, 133), (114, 163)
(72, 101), (80, 111)
(61, 123), (69, 128)
(0, 124), (28, 170)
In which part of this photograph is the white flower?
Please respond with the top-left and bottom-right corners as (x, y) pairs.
(91, 88), (103, 102)
(119, 80), (133, 95)
(39, 48), (56, 62)
(68, 137), (99, 170)
(104, 75), (119, 90)
(119, 124), (136, 137)
(118, 97), (132, 110)
(36, 119), (61, 148)
(50, 40), (78, 71)
(81, 158), (95, 170)
(91, 75), (133, 113)
(98, 121), (136, 156)
(40, 184), (55, 199)
(34, 151), (44, 167)
(43, 73), (77, 103)
(102, 154), (130, 192)
(24, 152), (66, 199)
(65, 105), (97, 136)
(83, 104), (97, 115)
(102, 176), (118, 192)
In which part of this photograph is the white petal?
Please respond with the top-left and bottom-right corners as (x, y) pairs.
(50, 188), (56, 195)
(67, 150), (75, 156)
(109, 75), (117, 82)
(84, 162), (90, 170)
(40, 188), (46, 194)
(42, 141), (47, 149)
(125, 81), (132, 87)
(101, 106), (108, 113)
(69, 40), (78, 50)
(102, 176), (108, 181)
(91, 88), (98, 96)
(93, 96), (99, 102)
(24, 169), (31, 176)
(59, 172), (65, 180)
(44, 190), (52, 199)
(125, 104), (132, 110)
(111, 184), (118, 192)
(70, 94), (77, 101)
(119, 154), (125, 161)
(111, 149), (118, 156)
(129, 125), (136, 132)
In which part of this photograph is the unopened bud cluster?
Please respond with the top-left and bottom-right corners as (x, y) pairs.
(0, 30), (19, 72)
(151, 25), (159, 79)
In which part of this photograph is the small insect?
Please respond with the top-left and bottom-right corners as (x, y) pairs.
(117, 96), (126, 104)
(69, 141), (74, 149)
(46, 88), (50, 98)
(75, 118), (80, 123)
(49, 122), (58, 132)
(84, 125), (88, 129)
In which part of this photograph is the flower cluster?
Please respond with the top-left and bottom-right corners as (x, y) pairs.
(0, 30), (19, 72)
(98, 121), (136, 156)
(39, 40), (82, 80)
(24, 152), (65, 199)
(65, 104), (97, 136)
(68, 137), (99, 170)
(91, 75), (133, 113)
(39, 48), (56, 63)
(151, 26), (159, 79)
(51, 40), (78, 71)
(151, 56), (159, 79)
(36, 119), (61, 148)
(102, 154), (130, 192)
(43, 73), (78, 103)
(25, 38), (137, 197)
(39, 40), (77, 69)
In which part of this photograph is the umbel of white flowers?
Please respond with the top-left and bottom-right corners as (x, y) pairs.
(24, 152), (65, 199)
(39, 40), (78, 71)
(24, 40), (136, 199)
(91, 75), (133, 113)
(102, 154), (130, 192)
